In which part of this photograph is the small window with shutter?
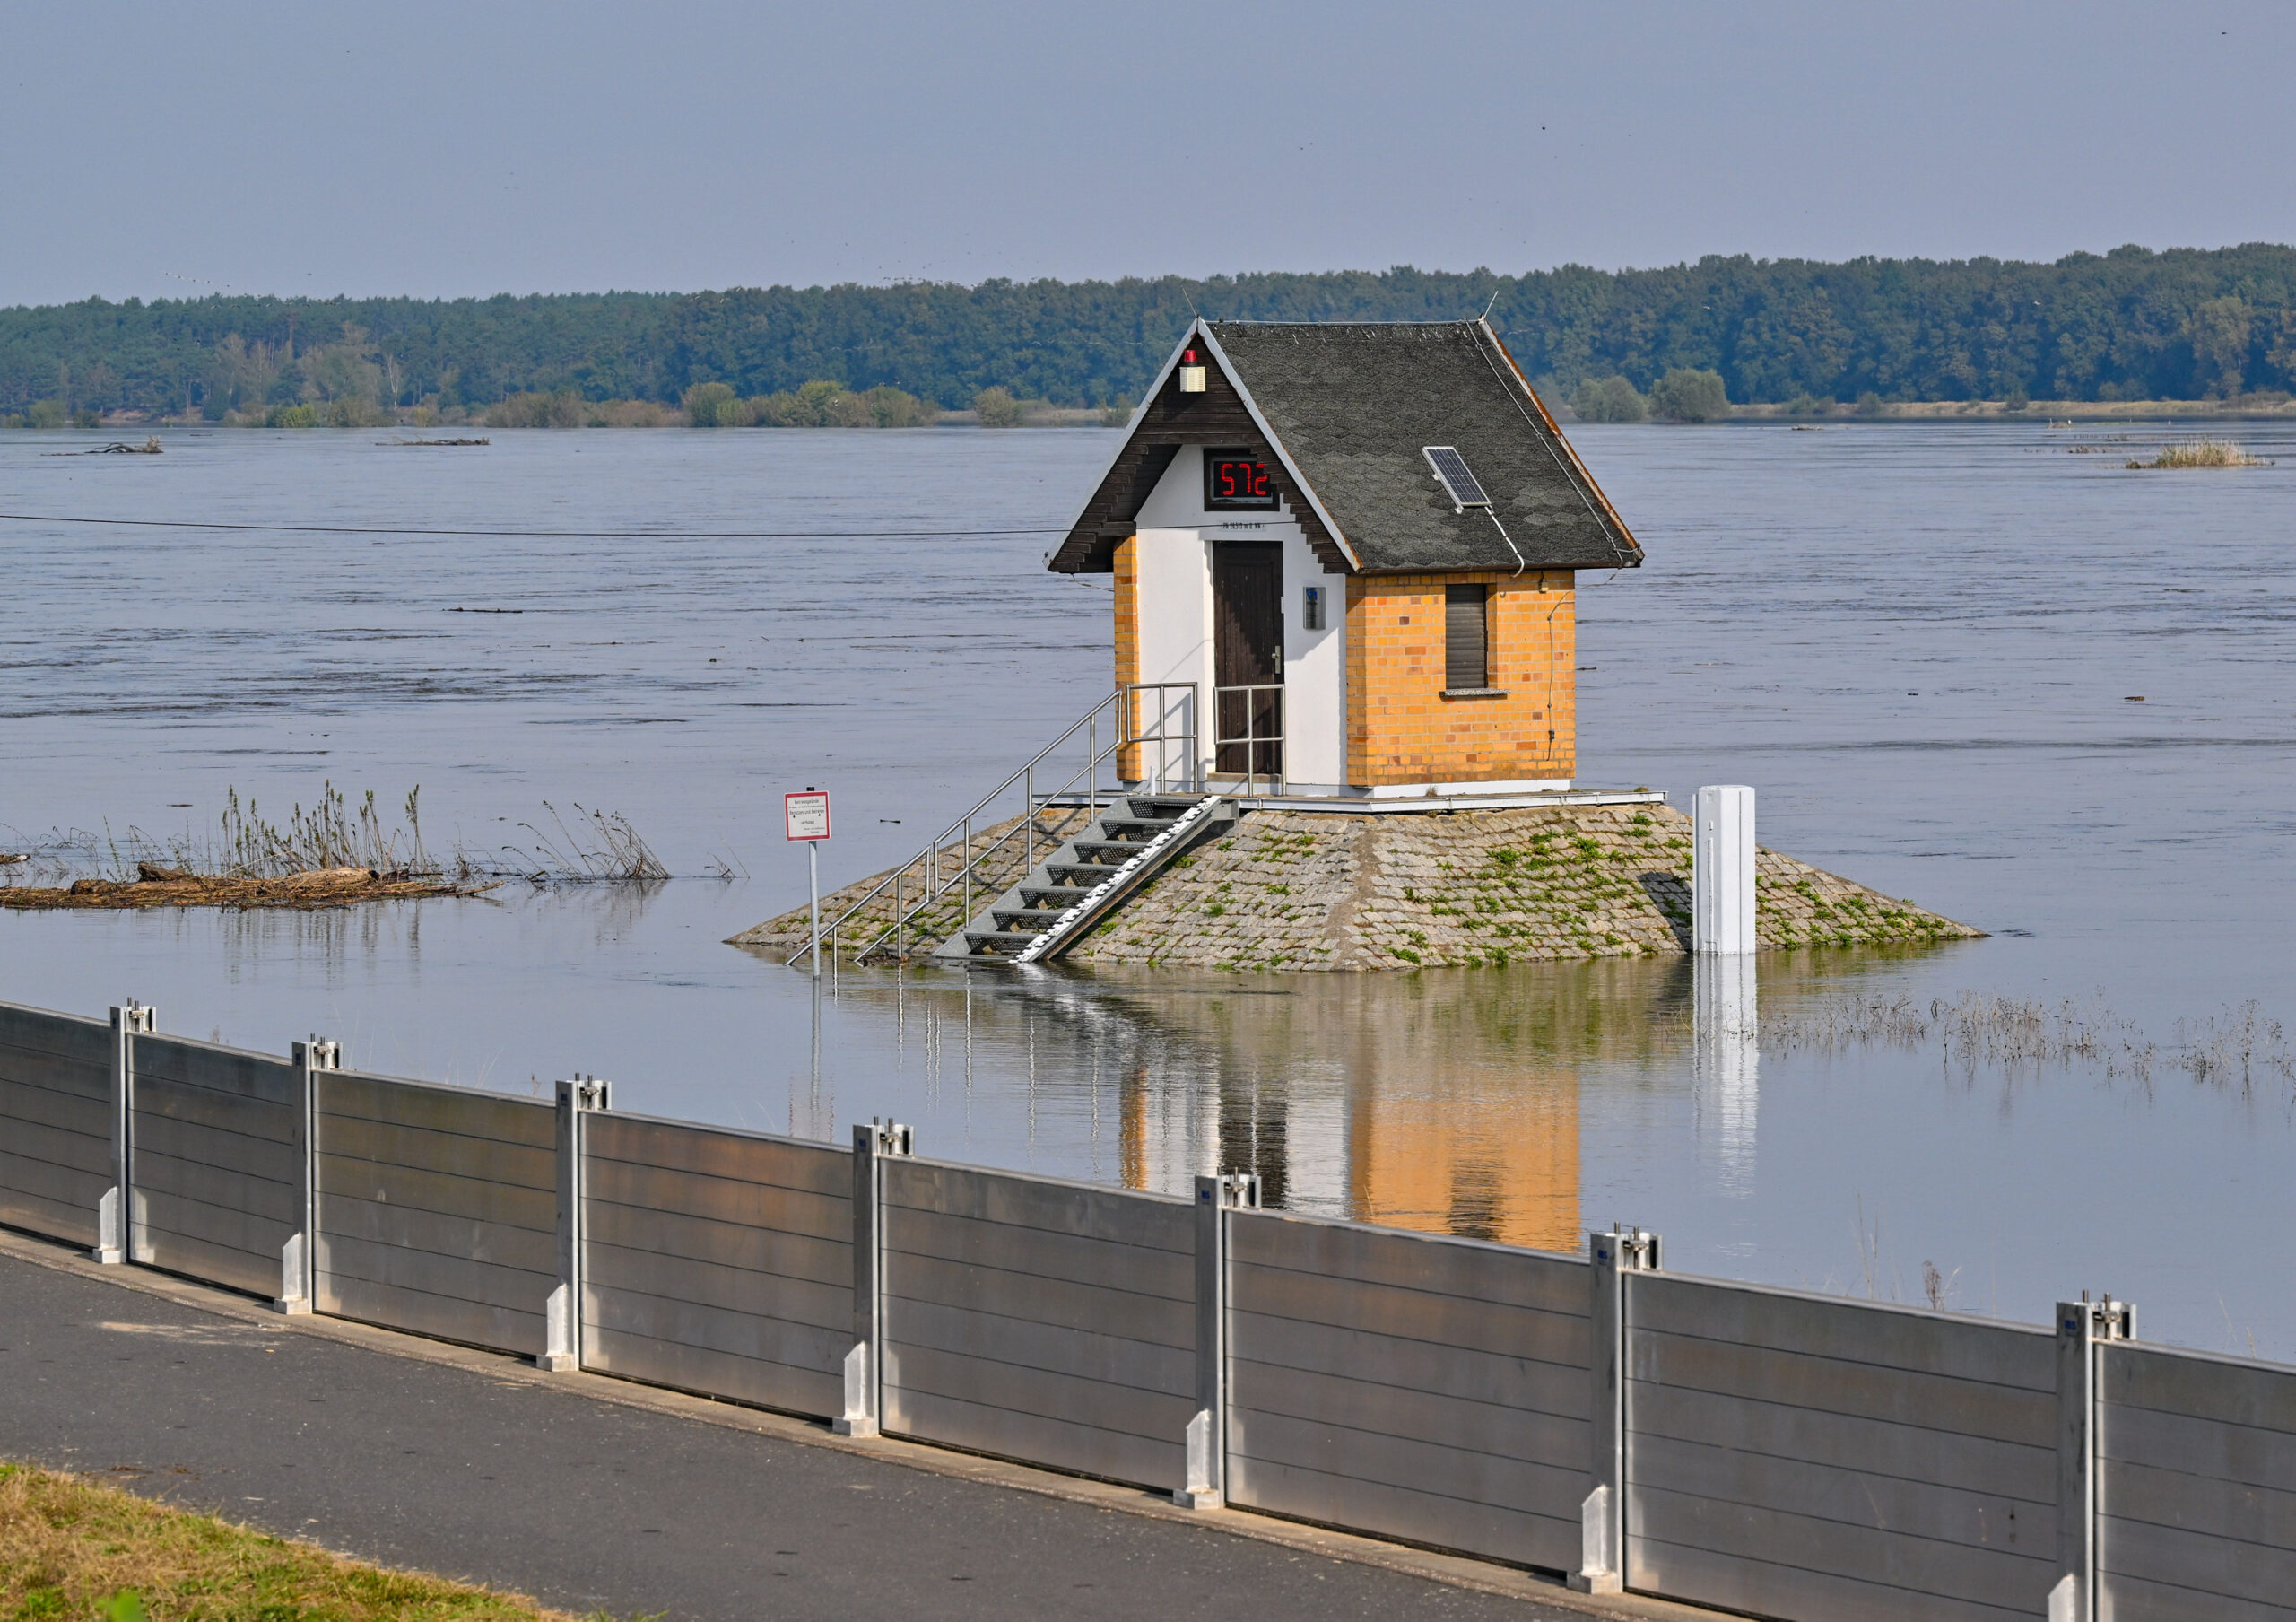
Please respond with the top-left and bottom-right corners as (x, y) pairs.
(1445, 584), (1489, 691)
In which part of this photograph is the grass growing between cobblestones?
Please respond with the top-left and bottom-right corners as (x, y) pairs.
(0, 1463), (575, 1622)
(1077, 801), (1980, 972)
(728, 800), (1982, 972)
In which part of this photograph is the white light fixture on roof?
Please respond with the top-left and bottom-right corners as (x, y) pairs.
(1422, 445), (1490, 511)
(1178, 347), (1206, 394)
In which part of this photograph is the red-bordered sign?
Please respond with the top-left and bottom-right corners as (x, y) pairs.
(785, 790), (831, 842)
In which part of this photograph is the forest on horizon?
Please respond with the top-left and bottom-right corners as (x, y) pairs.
(6, 244), (2296, 420)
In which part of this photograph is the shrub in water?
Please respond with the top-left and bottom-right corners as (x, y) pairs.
(1572, 375), (1648, 423)
(1648, 368), (1730, 423)
(682, 380), (738, 426)
(973, 387), (1024, 428)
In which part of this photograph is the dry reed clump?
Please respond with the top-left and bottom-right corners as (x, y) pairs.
(0, 1461), (573, 1622)
(2127, 438), (2270, 469)
(1762, 990), (2296, 1092)
(214, 785), (434, 879)
(0, 784), (675, 905)
(500, 802), (670, 882)
(0, 785), (436, 885)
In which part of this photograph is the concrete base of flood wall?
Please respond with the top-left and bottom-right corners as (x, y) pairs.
(729, 801), (1981, 972)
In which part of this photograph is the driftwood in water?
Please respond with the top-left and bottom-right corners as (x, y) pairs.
(1, 862), (498, 911)
(47, 437), (162, 457)
(386, 437), (491, 447)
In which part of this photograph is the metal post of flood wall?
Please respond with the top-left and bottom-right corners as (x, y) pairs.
(1574, 1225), (1660, 1595)
(280, 1037), (341, 1315)
(96, 1002), (154, 1265)
(836, 1119), (911, 1437)
(1692, 785), (1756, 955)
(2052, 1295), (2135, 1622)
(542, 1076), (610, 1372)
(1176, 1172), (1258, 1510)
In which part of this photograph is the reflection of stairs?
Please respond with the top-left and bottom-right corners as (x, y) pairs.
(936, 794), (1233, 961)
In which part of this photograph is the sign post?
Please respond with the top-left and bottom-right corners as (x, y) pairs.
(786, 788), (831, 976)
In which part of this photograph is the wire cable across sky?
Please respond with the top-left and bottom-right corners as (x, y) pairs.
(0, 510), (1070, 540)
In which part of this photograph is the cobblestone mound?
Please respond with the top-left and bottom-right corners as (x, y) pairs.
(732, 800), (1979, 971)
(727, 808), (1083, 959)
(1067, 801), (1980, 972)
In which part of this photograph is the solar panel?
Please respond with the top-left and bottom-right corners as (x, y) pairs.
(1422, 445), (1490, 510)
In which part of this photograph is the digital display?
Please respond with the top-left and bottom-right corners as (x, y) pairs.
(1205, 449), (1278, 510)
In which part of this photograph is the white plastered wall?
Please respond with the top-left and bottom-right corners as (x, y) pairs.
(1132, 448), (1349, 789)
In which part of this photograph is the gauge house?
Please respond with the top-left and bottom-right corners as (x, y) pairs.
(1050, 318), (1643, 802)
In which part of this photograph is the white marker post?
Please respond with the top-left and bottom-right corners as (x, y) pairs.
(1692, 785), (1756, 955)
(786, 788), (831, 975)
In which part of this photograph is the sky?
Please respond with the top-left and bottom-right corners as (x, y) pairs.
(4, 0), (2292, 308)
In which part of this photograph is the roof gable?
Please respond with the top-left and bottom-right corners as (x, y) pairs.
(1049, 319), (1641, 576)
(1047, 330), (1352, 574)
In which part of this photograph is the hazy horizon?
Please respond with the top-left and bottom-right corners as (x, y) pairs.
(13, 239), (2296, 313)
(7, 1), (2293, 310)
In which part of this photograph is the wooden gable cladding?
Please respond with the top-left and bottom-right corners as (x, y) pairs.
(1048, 349), (1352, 574)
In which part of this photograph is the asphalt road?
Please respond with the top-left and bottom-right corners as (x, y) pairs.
(0, 1248), (1590, 1621)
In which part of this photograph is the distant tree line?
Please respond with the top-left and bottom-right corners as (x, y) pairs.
(5, 244), (2296, 419)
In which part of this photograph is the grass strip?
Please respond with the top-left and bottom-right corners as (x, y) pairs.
(0, 1462), (578, 1622)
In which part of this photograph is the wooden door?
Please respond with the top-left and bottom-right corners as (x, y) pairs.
(1213, 543), (1283, 778)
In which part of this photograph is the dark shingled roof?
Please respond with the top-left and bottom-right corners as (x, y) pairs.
(1048, 319), (1641, 575)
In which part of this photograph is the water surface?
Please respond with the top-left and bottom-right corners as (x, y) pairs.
(2, 421), (2291, 1355)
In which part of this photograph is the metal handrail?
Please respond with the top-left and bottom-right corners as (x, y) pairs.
(787, 684), (1199, 967)
(1214, 682), (1285, 798)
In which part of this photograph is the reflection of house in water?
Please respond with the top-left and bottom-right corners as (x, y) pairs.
(1108, 978), (1592, 1251)
(857, 960), (1705, 1256)
(1116, 964), (1699, 1252)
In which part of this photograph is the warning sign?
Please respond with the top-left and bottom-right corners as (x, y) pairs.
(785, 790), (831, 842)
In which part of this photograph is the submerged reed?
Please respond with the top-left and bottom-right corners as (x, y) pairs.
(1761, 989), (2296, 1093)
(2129, 438), (2268, 469)
(0, 787), (674, 889)
(501, 802), (670, 882)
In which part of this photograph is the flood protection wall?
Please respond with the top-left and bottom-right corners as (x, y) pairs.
(314, 1069), (557, 1357)
(0, 1003), (110, 1250)
(879, 1157), (1196, 1492)
(580, 1112), (852, 1417)
(127, 1033), (301, 1298)
(1, 994), (2291, 1621)
(2098, 1341), (2296, 1619)
(1625, 1271), (2059, 1621)
(1226, 1209), (1592, 1572)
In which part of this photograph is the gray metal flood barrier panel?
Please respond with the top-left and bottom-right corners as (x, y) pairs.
(1225, 1211), (1592, 1572)
(1625, 1271), (2059, 1622)
(580, 1112), (852, 1418)
(127, 1033), (299, 1299)
(2100, 1340), (2296, 1619)
(314, 1070), (556, 1358)
(880, 1157), (1196, 1492)
(17, 992), (2296, 1618)
(0, 1003), (110, 1248)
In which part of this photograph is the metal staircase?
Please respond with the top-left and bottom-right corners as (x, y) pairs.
(938, 792), (1233, 962)
(787, 685), (1207, 967)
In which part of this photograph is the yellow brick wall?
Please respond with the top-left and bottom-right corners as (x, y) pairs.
(1344, 571), (1576, 786)
(1112, 536), (1143, 781)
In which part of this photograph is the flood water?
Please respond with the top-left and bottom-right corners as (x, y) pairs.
(3, 420), (2292, 1356)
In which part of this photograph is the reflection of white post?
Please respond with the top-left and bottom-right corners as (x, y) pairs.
(1694, 955), (1759, 1194)
(1692, 785), (1756, 955)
